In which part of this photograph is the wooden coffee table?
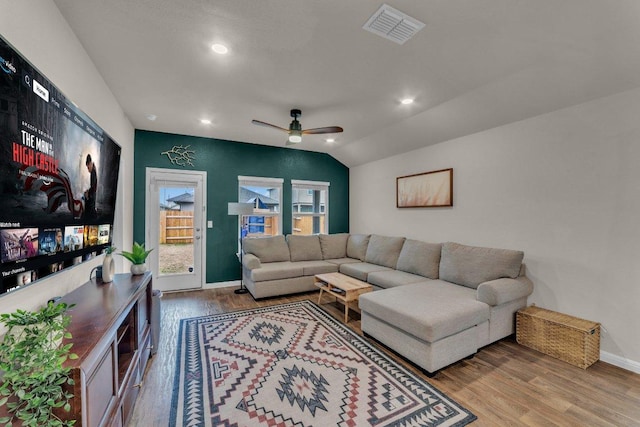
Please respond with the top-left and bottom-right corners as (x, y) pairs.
(314, 272), (372, 323)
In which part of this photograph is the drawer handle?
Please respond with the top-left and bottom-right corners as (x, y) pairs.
(133, 383), (143, 388)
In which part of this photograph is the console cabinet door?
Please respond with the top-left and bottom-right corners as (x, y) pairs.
(139, 330), (152, 378)
(121, 356), (141, 426)
(85, 342), (117, 427)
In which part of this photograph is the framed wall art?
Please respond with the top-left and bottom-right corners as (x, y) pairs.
(396, 168), (453, 208)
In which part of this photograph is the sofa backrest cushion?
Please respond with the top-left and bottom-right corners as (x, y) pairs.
(396, 239), (442, 279)
(243, 235), (290, 263)
(364, 235), (406, 268)
(287, 235), (323, 262)
(319, 233), (349, 259)
(439, 242), (524, 289)
(346, 234), (370, 261)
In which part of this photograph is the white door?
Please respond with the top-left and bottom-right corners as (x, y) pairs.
(146, 168), (206, 292)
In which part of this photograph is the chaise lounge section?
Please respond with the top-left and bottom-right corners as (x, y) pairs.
(359, 241), (533, 374)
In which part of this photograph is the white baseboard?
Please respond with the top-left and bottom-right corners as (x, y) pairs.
(203, 280), (240, 290)
(600, 351), (640, 374)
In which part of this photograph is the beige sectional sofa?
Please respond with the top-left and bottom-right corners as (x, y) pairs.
(241, 233), (533, 374)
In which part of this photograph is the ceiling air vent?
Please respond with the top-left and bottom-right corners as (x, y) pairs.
(363, 4), (425, 45)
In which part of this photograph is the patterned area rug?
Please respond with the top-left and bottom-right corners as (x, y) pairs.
(170, 301), (476, 427)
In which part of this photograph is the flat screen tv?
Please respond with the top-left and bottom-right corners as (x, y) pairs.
(0, 35), (121, 296)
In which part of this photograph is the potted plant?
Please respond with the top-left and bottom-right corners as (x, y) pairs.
(120, 242), (153, 275)
(0, 302), (77, 427)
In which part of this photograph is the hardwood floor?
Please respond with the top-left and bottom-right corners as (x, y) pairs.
(128, 287), (640, 426)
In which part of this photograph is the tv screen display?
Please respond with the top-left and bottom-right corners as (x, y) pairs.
(0, 35), (121, 296)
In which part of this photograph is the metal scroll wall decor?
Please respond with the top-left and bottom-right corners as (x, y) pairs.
(161, 145), (195, 167)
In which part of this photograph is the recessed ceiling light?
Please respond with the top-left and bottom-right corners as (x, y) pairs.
(200, 119), (212, 125)
(325, 138), (335, 143)
(146, 114), (157, 121)
(401, 98), (414, 105)
(211, 44), (228, 54)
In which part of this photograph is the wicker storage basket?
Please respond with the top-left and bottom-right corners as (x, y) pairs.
(516, 305), (600, 369)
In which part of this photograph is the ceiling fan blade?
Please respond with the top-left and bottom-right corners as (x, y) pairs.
(251, 120), (289, 133)
(302, 126), (344, 135)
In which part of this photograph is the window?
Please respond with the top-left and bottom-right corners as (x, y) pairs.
(238, 176), (283, 238)
(291, 180), (329, 235)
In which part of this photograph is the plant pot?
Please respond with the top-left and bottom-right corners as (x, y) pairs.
(102, 253), (115, 283)
(130, 263), (147, 275)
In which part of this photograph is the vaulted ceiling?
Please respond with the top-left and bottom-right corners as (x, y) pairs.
(53, 0), (640, 166)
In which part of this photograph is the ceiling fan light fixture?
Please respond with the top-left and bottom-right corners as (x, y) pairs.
(211, 44), (229, 54)
(288, 129), (302, 143)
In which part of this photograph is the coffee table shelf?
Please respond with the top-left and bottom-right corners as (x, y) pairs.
(314, 272), (372, 323)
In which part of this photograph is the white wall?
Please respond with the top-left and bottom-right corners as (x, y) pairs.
(0, 0), (135, 313)
(350, 87), (640, 373)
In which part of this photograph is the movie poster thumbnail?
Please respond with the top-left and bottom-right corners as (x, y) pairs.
(63, 225), (84, 252)
(2, 269), (36, 294)
(39, 227), (64, 255)
(15, 270), (33, 287)
(84, 225), (98, 247)
(98, 224), (110, 245)
(49, 261), (65, 273)
(1, 228), (39, 263)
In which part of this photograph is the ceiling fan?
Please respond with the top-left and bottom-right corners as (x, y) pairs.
(251, 109), (343, 145)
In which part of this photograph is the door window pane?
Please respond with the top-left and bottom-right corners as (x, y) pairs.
(158, 186), (195, 275)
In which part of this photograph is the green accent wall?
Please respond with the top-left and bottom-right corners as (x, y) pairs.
(133, 130), (349, 283)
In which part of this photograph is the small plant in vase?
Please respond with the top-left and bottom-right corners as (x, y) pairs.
(119, 242), (153, 275)
(0, 302), (78, 427)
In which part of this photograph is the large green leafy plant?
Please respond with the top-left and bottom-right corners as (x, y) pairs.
(0, 302), (77, 427)
(119, 241), (153, 265)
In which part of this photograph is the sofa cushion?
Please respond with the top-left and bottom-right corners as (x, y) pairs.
(242, 253), (261, 270)
(396, 239), (442, 279)
(292, 260), (339, 276)
(287, 235), (323, 262)
(476, 277), (533, 306)
(367, 270), (429, 289)
(319, 233), (349, 259)
(243, 235), (290, 263)
(249, 262), (303, 281)
(346, 234), (370, 261)
(325, 258), (361, 266)
(364, 235), (406, 268)
(339, 262), (391, 282)
(325, 258), (362, 266)
(439, 242), (524, 289)
(359, 280), (490, 342)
